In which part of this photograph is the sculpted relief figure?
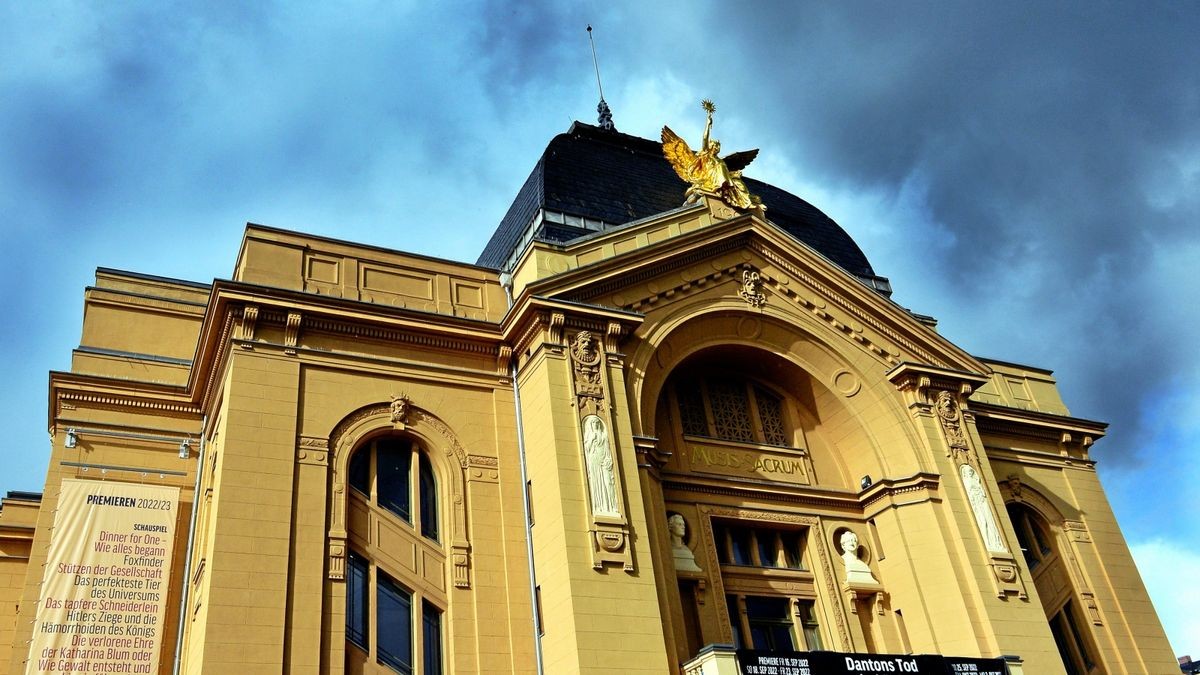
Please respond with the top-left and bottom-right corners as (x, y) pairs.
(839, 530), (879, 585)
(961, 464), (1007, 553)
(582, 415), (619, 517)
(571, 331), (603, 398)
(668, 513), (702, 573)
(390, 394), (410, 424)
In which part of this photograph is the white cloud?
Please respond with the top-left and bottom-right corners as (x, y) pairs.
(1130, 538), (1200, 657)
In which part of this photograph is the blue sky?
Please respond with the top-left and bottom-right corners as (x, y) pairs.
(1, 1), (1197, 656)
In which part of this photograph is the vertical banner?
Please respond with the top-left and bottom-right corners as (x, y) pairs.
(27, 479), (180, 675)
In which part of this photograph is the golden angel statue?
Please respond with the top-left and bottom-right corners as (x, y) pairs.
(662, 100), (763, 211)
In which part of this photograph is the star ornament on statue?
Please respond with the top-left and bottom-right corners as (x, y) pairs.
(661, 100), (763, 211)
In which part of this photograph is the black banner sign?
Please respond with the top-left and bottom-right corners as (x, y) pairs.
(735, 650), (1007, 675)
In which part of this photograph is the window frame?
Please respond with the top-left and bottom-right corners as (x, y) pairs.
(671, 374), (798, 448)
(1005, 502), (1102, 675)
(349, 437), (440, 544)
(345, 435), (447, 675)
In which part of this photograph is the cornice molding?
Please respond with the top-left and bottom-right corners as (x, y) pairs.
(56, 390), (200, 417)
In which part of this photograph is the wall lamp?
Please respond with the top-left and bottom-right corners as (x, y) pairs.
(59, 426), (195, 460)
(860, 475), (873, 490)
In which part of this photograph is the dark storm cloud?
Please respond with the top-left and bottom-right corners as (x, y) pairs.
(652, 3), (1200, 472)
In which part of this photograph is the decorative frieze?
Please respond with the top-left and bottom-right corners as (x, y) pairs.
(1063, 519), (1091, 543)
(296, 436), (329, 467)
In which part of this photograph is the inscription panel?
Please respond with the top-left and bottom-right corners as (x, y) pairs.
(681, 438), (812, 486)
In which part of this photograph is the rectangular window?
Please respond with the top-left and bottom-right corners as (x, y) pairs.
(725, 595), (743, 650)
(422, 600), (443, 675)
(716, 522), (808, 570)
(377, 572), (413, 674)
(781, 530), (806, 570)
(346, 552), (369, 651)
(797, 600), (822, 650)
(1062, 602), (1095, 671)
(730, 527), (753, 565)
(745, 596), (796, 651)
(535, 586), (545, 637)
(756, 532), (779, 567)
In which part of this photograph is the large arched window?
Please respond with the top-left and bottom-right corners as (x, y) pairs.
(349, 437), (438, 541)
(1006, 503), (1100, 675)
(672, 374), (792, 447)
(346, 436), (444, 675)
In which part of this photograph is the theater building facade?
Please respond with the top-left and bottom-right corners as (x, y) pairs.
(1, 120), (1179, 675)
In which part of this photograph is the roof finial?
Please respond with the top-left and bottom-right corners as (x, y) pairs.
(587, 24), (615, 131)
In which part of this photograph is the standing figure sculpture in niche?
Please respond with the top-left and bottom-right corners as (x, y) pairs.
(667, 513), (702, 572)
(582, 415), (619, 516)
(961, 464), (1007, 553)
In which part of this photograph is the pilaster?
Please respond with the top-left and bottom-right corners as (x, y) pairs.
(510, 304), (666, 675)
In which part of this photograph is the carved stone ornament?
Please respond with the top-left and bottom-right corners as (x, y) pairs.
(328, 538), (347, 580)
(1082, 592), (1103, 625)
(738, 267), (767, 308)
(452, 546), (471, 589)
(1005, 474), (1022, 501)
(238, 305), (259, 347)
(389, 394), (411, 426)
(935, 391), (970, 456)
(570, 331), (604, 400)
(590, 522), (634, 572)
(284, 311), (302, 355)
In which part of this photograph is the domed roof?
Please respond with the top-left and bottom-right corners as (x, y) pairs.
(476, 122), (879, 284)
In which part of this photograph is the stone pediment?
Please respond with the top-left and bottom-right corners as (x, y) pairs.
(521, 208), (985, 375)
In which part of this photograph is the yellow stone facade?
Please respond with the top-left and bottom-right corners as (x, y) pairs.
(1, 190), (1178, 675)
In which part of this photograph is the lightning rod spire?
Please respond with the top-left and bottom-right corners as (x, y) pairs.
(587, 25), (615, 131)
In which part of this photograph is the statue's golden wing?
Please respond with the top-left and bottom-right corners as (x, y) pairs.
(661, 126), (698, 183)
(724, 149), (759, 172)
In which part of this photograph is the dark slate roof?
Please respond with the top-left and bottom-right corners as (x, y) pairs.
(476, 122), (877, 281)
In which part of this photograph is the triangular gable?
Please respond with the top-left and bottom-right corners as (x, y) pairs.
(519, 209), (987, 375)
